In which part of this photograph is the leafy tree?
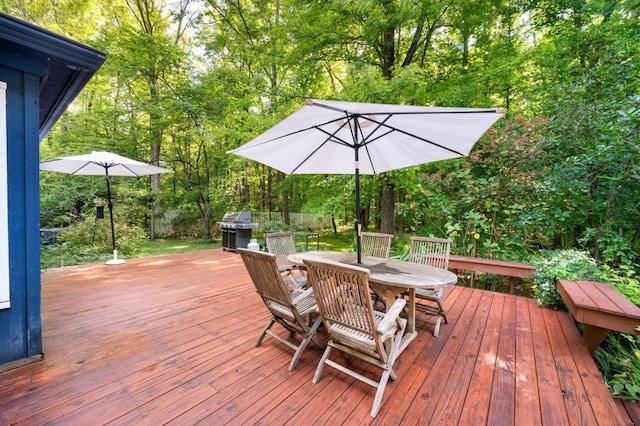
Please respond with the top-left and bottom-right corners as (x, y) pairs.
(525, 0), (640, 263)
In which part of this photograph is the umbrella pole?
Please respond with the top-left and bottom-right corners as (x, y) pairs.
(355, 147), (362, 264)
(105, 169), (124, 265)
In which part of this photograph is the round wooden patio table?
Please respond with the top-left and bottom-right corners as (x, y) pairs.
(288, 251), (458, 354)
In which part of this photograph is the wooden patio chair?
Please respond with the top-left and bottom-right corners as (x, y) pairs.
(265, 231), (306, 288)
(304, 258), (407, 418)
(238, 248), (325, 371)
(360, 232), (393, 258)
(407, 236), (452, 337)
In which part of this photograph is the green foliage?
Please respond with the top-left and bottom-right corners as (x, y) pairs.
(40, 173), (105, 227)
(40, 242), (112, 269)
(604, 264), (640, 307)
(525, 0), (640, 262)
(530, 250), (605, 309)
(595, 333), (640, 401)
(593, 265), (640, 401)
(57, 214), (147, 256)
(261, 221), (294, 232)
(395, 116), (551, 261)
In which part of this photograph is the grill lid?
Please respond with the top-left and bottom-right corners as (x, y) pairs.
(217, 211), (258, 229)
(221, 211), (252, 223)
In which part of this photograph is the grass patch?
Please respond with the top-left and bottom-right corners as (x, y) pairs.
(41, 230), (357, 269)
(141, 238), (220, 256)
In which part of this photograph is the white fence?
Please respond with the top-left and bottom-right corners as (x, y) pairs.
(153, 210), (332, 237)
(252, 212), (331, 231)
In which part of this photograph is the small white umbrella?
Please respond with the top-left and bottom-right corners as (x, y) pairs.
(40, 151), (172, 265)
(228, 99), (506, 262)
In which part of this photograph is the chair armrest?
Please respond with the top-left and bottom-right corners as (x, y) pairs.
(285, 274), (306, 289)
(376, 298), (406, 334)
(291, 286), (315, 305)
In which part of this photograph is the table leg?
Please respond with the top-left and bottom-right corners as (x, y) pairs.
(370, 284), (417, 355)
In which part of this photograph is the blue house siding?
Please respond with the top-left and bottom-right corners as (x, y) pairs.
(0, 12), (105, 368)
(0, 61), (43, 365)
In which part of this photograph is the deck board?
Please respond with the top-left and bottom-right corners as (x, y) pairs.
(430, 290), (493, 424)
(463, 292), (503, 424)
(0, 249), (635, 425)
(513, 296), (542, 426)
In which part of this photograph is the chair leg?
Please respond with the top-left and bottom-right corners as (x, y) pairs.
(288, 315), (324, 371)
(432, 315), (442, 337)
(371, 369), (391, 418)
(432, 298), (449, 337)
(414, 296), (449, 336)
(438, 299), (449, 324)
(313, 344), (333, 384)
(310, 329), (326, 349)
(256, 318), (276, 347)
(371, 326), (405, 418)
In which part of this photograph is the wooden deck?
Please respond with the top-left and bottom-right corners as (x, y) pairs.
(0, 249), (637, 425)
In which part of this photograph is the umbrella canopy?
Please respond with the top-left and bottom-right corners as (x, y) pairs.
(40, 151), (172, 265)
(227, 99), (506, 262)
(40, 151), (171, 177)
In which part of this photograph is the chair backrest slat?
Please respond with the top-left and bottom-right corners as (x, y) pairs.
(408, 236), (452, 269)
(265, 231), (297, 255)
(360, 232), (393, 259)
(239, 249), (292, 307)
(304, 259), (376, 336)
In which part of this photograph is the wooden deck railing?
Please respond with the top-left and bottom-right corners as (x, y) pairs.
(448, 255), (536, 294)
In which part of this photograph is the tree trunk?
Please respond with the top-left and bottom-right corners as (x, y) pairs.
(148, 69), (162, 240)
(150, 141), (161, 240)
(379, 0), (395, 80)
(380, 180), (395, 234)
(195, 191), (211, 240)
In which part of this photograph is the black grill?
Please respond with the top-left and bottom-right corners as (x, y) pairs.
(217, 212), (259, 252)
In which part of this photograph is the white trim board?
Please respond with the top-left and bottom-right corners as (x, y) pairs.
(0, 81), (10, 309)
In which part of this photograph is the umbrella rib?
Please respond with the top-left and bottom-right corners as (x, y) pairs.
(69, 161), (108, 175)
(357, 114), (466, 157)
(290, 120), (354, 173)
(229, 117), (352, 153)
(313, 125), (357, 148)
(353, 114), (391, 175)
(116, 164), (143, 176)
(289, 139), (333, 174)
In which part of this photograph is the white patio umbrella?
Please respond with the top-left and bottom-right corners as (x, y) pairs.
(227, 99), (506, 263)
(40, 151), (172, 265)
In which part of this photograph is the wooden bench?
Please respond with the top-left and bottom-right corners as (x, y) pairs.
(448, 255), (536, 294)
(557, 279), (640, 353)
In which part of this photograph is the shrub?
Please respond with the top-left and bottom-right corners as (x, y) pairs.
(530, 249), (605, 309)
(57, 214), (147, 256)
(40, 242), (112, 269)
(262, 221), (293, 232)
(595, 333), (640, 401)
(602, 264), (640, 306)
